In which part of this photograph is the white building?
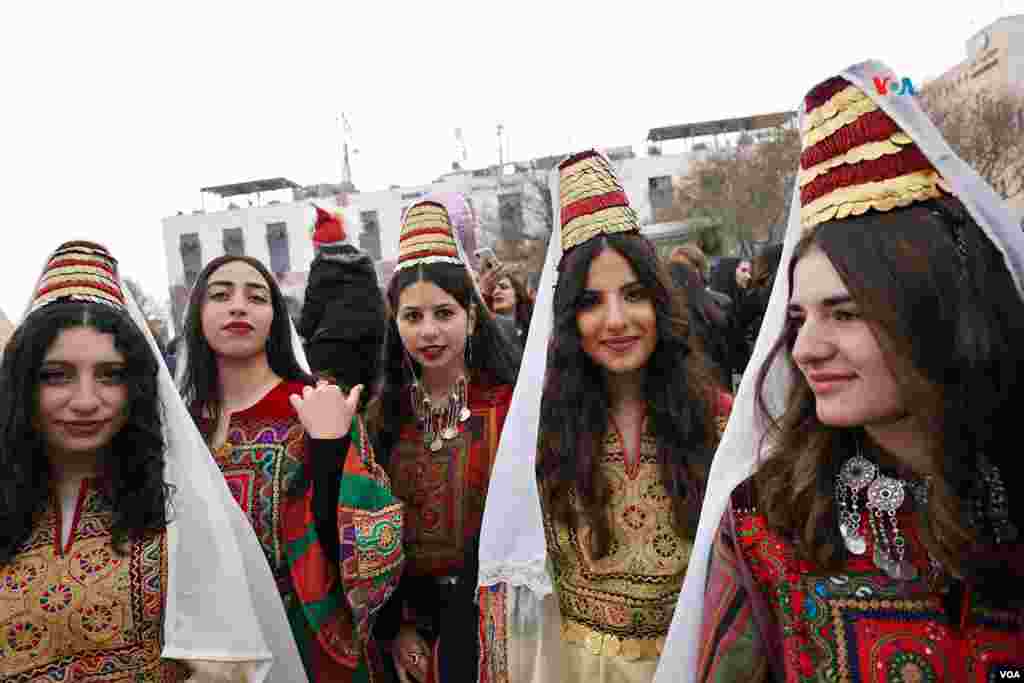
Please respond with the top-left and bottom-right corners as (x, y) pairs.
(160, 146), (710, 330)
(160, 106), (806, 332)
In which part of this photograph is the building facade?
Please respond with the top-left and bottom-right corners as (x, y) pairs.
(926, 15), (1024, 98)
(160, 146), (706, 330)
(922, 14), (1024, 220)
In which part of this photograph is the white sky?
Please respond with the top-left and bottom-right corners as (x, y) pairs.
(1, 0), (1020, 320)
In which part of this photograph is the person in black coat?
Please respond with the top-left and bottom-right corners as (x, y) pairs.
(668, 260), (731, 388)
(709, 256), (757, 388)
(298, 206), (387, 401)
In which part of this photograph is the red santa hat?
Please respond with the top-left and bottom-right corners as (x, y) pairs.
(311, 205), (347, 248)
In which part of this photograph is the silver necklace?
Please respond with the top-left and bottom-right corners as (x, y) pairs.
(836, 448), (925, 580)
(411, 376), (471, 452)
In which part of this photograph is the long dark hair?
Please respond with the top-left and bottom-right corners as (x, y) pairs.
(0, 301), (170, 565)
(753, 197), (1024, 592)
(537, 232), (720, 558)
(179, 255), (313, 440)
(369, 261), (520, 455)
(497, 272), (534, 337)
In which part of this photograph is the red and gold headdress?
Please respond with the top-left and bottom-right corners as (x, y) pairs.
(558, 149), (640, 252)
(799, 76), (951, 231)
(396, 200), (463, 271)
(29, 240), (125, 314)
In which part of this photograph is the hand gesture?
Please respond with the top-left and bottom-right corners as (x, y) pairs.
(289, 381), (363, 439)
(477, 262), (505, 299)
(393, 624), (430, 683)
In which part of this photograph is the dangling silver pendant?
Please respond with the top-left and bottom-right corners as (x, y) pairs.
(867, 476), (905, 513)
(840, 456), (878, 491)
(837, 455), (877, 555)
(841, 527), (867, 555)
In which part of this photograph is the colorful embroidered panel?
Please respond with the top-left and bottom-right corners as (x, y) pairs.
(477, 584), (509, 683)
(282, 413), (405, 679)
(0, 481), (185, 682)
(717, 505), (1024, 682)
(541, 420), (692, 655)
(388, 382), (512, 578)
(208, 382), (404, 681)
(214, 410), (306, 578)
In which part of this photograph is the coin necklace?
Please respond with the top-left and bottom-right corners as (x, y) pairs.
(412, 376), (471, 452)
(836, 449), (924, 580)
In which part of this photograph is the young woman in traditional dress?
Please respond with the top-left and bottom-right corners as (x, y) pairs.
(653, 61), (1024, 683)
(370, 198), (519, 683)
(0, 241), (300, 681)
(477, 150), (731, 683)
(180, 254), (404, 682)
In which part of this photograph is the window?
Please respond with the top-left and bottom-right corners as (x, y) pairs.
(266, 222), (290, 274)
(498, 192), (523, 238)
(179, 233), (202, 288)
(223, 227), (245, 256)
(359, 210), (381, 260)
(649, 175), (673, 209)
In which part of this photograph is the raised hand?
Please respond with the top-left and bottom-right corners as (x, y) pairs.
(478, 262), (505, 300)
(288, 381), (364, 439)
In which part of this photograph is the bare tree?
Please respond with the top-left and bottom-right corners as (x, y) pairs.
(123, 277), (171, 345)
(919, 88), (1024, 201)
(675, 128), (800, 258)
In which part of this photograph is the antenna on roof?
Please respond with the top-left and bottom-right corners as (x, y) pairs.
(338, 112), (356, 189)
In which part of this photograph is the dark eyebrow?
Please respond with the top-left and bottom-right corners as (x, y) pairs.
(581, 280), (642, 296)
(207, 280), (269, 291)
(822, 295), (853, 307)
(788, 294), (853, 312)
(40, 359), (126, 367)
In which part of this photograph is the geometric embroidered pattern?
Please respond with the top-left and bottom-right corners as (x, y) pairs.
(0, 481), (186, 681)
(542, 419), (691, 650)
(730, 507), (1024, 682)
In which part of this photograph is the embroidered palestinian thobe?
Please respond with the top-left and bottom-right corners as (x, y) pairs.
(0, 479), (188, 681)
(205, 380), (404, 682)
(696, 481), (1024, 682)
(385, 379), (513, 683)
(478, 393), (732, 683)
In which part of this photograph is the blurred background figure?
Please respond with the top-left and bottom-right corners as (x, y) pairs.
(709, 256), (757, 389)
(741, 243), (784, 370)
(488, 270), (533, 348)
(668, 258), (731, 388)
(0, 306), (13, 350)
(299, 205), (387, 397)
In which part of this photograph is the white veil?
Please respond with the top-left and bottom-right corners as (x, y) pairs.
(651, 59), (1024, 683)
(13, 247), (308, 681)
(474, 160), (569, 683)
